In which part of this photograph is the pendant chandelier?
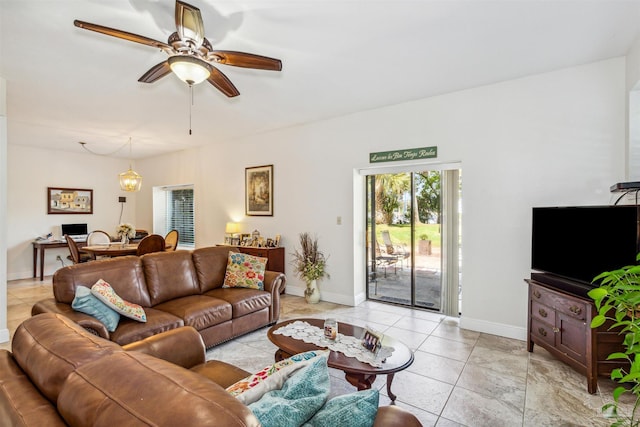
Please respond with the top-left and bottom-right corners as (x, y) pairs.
(119, 138), (142, 192)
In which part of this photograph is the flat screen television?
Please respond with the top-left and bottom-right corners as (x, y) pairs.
(531, 205), (640, 294)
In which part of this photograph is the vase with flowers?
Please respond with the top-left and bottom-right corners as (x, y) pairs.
(116, 223), (135, 245)
(291, 233), (329, 304)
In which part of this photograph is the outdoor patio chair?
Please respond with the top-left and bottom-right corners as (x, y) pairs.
(381, 230), (411, 267)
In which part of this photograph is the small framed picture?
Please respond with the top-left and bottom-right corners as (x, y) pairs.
(361, 328), (383, 354)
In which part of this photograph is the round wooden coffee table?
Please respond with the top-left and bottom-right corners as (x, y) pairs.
(267, 318), (414, 401)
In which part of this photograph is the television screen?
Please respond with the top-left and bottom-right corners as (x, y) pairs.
(531, 206), (639, 286)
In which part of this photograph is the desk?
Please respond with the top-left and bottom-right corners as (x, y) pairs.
(33, 240), (86, 281)
(81, 243), (139, 259)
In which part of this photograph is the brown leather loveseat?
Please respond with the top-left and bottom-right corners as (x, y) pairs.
(0, 313), (423, 426)
(32, 246), (285, 348)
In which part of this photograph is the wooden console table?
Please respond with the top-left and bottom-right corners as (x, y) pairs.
(32, 240), (85, 281)
(219, 245), (285, 274)
(526, 278), (626, 394)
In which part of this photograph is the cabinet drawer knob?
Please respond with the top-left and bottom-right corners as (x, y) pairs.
(533, 290), (541, 299)
(569, 306), (582, 316)
(538, 327), (547, 337)
(553, 327), (560, 333)
(538, 308), (548, 318)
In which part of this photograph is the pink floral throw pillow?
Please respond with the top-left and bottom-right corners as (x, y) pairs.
(90, 279), (147, 322)
(222, 251), (268, 290)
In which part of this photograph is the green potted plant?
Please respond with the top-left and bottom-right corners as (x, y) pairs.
(418, 234), (432, 255)
(291, 233), (329, 303)
(589, 254), (640, 426)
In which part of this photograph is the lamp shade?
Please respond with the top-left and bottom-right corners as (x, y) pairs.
(225, 222), (240, 234)
(119, 167), (143, 192)
(168, 55), (211, 85)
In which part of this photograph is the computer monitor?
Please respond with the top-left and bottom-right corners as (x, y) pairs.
(61, 223), (88, 236)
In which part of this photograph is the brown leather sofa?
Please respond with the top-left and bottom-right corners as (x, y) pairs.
(32, 246), (285, 348)
(0, 313), (422, 426)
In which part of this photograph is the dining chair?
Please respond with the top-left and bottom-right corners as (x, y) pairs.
(164, 229), (179, 251)
(65, 235), (92, 264)
(136, 234), (166, 256)
(87, 230), (111, 245)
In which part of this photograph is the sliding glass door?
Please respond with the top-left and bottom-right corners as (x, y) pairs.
(366, 169), (461, 313)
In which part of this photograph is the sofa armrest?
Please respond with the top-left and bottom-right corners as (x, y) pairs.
(373, 406), (423, 427)
(190, 360), (252, 388)
(263, 271), (286, 323)
(31, 299), (109, 339)
(122, 326), (206, 369)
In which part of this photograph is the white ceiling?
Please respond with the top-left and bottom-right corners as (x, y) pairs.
(2, 0), (640, 159)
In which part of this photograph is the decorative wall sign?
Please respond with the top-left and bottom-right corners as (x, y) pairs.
(47, 187), (93, 214)
(245, 165), (273, 216)
(369, 146), (437, 163)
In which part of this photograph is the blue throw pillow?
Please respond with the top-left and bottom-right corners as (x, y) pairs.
(303, 389), (379, 427)
(71, 286), (120, 332)
(248, 353), (330, 427)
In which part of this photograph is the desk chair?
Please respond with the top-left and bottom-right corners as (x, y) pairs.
(65, 235), (91, 264)
(164, 230), (179, 251)
(136, 234), (166, 256)
(87, 230), (111, 245)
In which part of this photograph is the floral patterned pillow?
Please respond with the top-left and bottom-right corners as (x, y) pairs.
(226, 350), (329, 405)
(222, 251), (268, 290)
(91, 279), (147, 322)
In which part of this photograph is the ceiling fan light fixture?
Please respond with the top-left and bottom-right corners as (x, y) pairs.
(168, 55), (210, 85)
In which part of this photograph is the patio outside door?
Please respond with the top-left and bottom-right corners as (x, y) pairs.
(366, 169), (461, 314)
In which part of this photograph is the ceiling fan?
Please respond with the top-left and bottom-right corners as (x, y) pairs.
(74, 0), (282, 97)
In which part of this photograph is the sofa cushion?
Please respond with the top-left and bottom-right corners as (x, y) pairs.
(205, 288), (271, 318)
(11, 313), (121, 403)
(223, 251), (267, 290)
(108, 308), (184, 346)
(192, 246), (232, 293)
(53, 256), (151, 307)
(153, 295), (232, 331)
(57, 351), (261, 427)
(90, 279), (146, 322)
(143, 251), (201, 305)
(71, 286), (120, 332)
(248, 354), (330, 427)
(0, 351), (68, 426)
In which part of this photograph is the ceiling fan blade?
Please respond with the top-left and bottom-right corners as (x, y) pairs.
(138, 61), (172, 83)
(175, 1), (205, 48)
(205, 65), (240, 97)
(209, 50), (282, 71)
(74, 20), (172, 51)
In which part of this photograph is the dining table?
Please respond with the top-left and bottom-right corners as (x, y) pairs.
(81, 243), (139, 259)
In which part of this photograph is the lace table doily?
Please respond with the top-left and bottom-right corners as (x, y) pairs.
(273, 320), (394, 368)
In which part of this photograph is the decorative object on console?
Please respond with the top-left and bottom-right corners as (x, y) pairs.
(73, 1), (281, 97)
(116, 223), (135, 244)
(291, 232), (329, 304)
(246, 165), (273, 216)
(119, 137), (142, 192)
(589, 254), (640, 426)
(48, 187), (93, 215)
(225, 222), (241, 245)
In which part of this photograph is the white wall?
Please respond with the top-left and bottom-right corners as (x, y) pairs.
(0, 78), (8, 343)
(134, 57), (626, 339)
(7, 145), (137, 279)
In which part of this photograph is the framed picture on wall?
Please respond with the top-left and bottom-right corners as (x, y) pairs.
(245, 165), (273, 216)
(47, 187), (93, 215)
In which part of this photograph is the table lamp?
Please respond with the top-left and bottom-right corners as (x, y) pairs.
(225, 222), (241, 244)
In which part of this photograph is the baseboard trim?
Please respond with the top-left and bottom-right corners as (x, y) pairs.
(285, 285), (356, 306)
(459, 316), (527, 341)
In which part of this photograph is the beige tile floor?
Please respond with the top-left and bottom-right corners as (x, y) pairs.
(3, 277), (628, 426)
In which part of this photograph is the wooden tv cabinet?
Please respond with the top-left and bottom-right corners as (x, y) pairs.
(526, 278), (625, 394)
